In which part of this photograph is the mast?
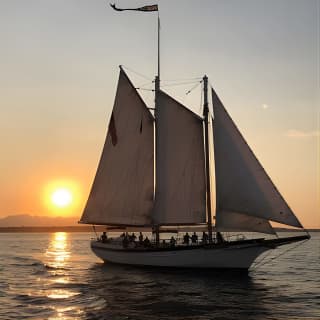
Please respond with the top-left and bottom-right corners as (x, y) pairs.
(203, 75), (213, 243)
(154, 12), (160, 246)
(157, 12), (160, 84)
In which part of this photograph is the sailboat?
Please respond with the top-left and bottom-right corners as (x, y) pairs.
(79, 66), (310, 269)
(79, 4), (310, 269)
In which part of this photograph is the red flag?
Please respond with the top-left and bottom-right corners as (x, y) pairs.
(108, 112), (118, 146)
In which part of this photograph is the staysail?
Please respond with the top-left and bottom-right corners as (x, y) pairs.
(211, 88), (303, 232)
(216, 211), (275, 234)
(153, 91), (206, 225)
(80, 68), (154, 225)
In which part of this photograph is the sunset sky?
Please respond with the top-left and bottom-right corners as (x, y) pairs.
(0, 0), (319, 228)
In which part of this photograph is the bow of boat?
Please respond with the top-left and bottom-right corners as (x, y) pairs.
(261, 234), (310, 248)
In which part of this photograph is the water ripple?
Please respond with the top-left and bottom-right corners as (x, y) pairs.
(0, 232), (319, 320)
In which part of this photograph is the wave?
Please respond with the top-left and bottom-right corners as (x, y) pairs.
(44, 264), (70, 271)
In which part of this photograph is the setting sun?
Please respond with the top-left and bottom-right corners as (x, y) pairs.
(43, 179), (83, 216)
(51, 188), (73, 208)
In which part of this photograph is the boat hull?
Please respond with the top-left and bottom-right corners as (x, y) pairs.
(91, 240), (270, 269)
(91, 235), (309, 269)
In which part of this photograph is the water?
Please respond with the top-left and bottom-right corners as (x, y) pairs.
(0, 232), (319, 320)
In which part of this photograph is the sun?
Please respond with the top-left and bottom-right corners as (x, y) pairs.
(43, 179), (83, 216)
(51, 188), (73, 208)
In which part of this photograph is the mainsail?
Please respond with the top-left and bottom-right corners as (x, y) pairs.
(80, 68), (154, 225)
(211, 88), (303, 232)
(153, 91), (206, 225)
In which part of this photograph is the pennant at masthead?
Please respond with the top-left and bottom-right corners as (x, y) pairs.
(110, 3), (158, 12)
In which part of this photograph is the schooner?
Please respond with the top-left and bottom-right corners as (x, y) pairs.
(79, 3), (310, 269)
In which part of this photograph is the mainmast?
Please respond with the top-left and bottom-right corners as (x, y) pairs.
(203, 75), (213, 243)
(157, 12), (160, 86)
(154, 12), (160, 245)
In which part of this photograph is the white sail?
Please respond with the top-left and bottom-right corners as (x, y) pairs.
(80, 68), (154, 225)
(153, 91), (206, 225)
(212, 88), (303, 229)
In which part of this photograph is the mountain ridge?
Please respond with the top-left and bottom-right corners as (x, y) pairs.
(0, 214), (79, 227)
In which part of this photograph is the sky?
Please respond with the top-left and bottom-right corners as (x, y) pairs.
(0, 0), (319, 228)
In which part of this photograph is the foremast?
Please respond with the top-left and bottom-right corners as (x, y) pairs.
(154, 73), (160, 245)
(203, 76), (213, 243)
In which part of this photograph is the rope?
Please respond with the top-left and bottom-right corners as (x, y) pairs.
(186, 80), (202, 95)
(136, 88), (154, 92)
(121, 66), (203, 88)
(162, 77), (202, 83)
(135, 80), (154, 92)
(92, 225), (98, 240)
(122, 65), (153, 81)
(251, 239), (309, 270)
(136, 80), (154, 88)
(161, 80), (201, 87)
(251, 250), (273, 269)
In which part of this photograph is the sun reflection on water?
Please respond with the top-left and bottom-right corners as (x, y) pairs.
(47, 289), (80, 299)
(44, 232), (81, 318)
(45, 232), (70, 270)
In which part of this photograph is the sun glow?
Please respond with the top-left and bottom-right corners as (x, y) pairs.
(51, 188), (72, 207)
(43, 179), (82, 216)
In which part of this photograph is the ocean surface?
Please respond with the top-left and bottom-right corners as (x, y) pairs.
(0, 232), (319, 320)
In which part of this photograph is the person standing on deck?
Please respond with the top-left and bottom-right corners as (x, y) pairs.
(183, 233), (190, 245)
(170, 236), (176, 247)
(101, 232), (107, 243)
(138, 232), (143, 245)
(202, 232), (208, 244)
(191, 232), (198, 244)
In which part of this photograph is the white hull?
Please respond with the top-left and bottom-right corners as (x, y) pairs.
(91, 240), (271, 269)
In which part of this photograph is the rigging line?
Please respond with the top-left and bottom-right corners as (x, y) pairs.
(122, 65), (153, 81)
(161, 77), (202, 83)
(186, 80), (202, 95)
(92, 225), (98, 240)
(136, 87), (154, 92)
(161, 80), (201, 87)
(136, 80), (154, 88)
(250, 250), (273, 270)
(135, 82), (154, 91)
(253, 239), (309, 270)
(162, 76), (202, 81)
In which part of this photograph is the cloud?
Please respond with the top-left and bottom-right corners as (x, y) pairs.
(285, 129), (320, 138)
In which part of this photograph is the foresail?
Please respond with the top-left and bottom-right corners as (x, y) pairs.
(216, 211), (275, 234)
(212, 88), (303, 229)
(153, 91), (206, 225)
(80, 68), (154, 225)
